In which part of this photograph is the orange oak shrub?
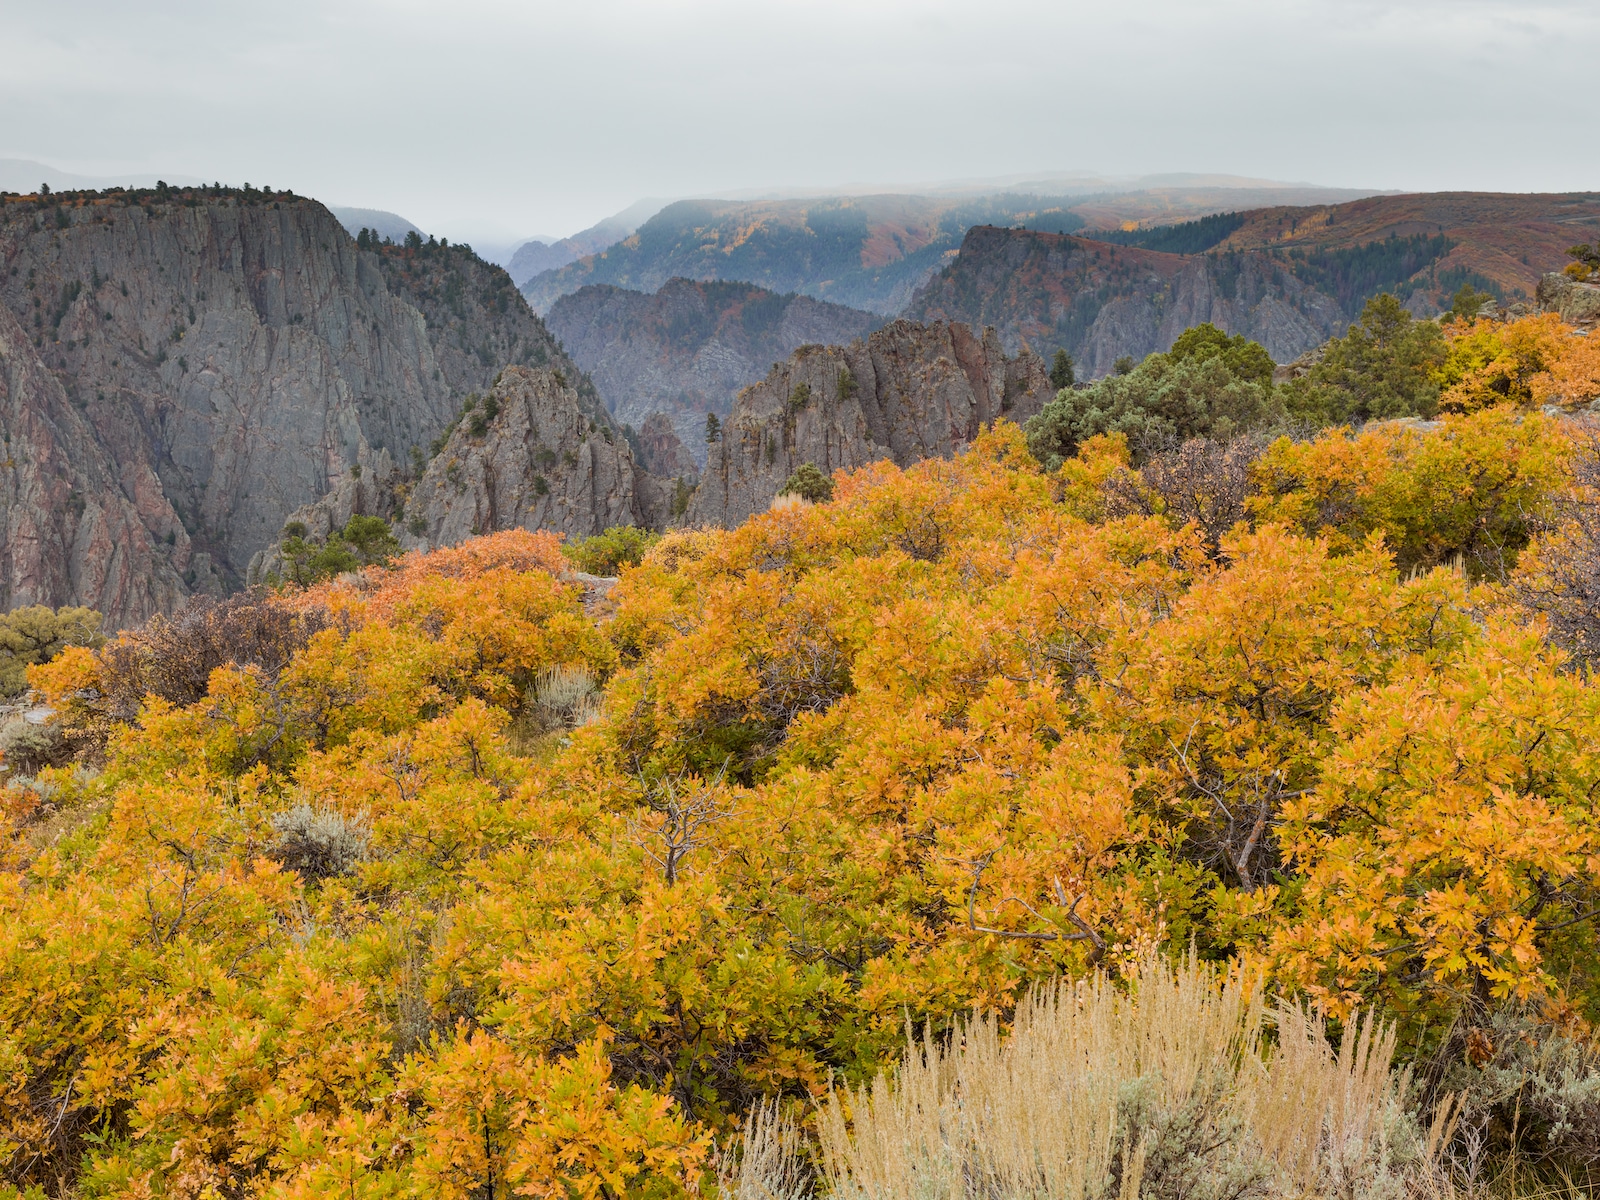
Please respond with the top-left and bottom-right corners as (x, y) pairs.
(3, 419), (1599, 1197)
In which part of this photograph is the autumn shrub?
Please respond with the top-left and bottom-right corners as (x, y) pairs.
(1247, 407), (1567, 578)
(297, 527), (569, 621)
(565, 524), (661, 575)
(3, 420), (1598, 1198)
(1102, 432), (1270, 554)
(1509, 422), (1600, 667)
(94, 591), (335, 716)
(1437, 313), (1570, 413)
(0, 604), (103, 697)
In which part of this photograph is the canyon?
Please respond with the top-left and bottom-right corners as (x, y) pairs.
(545, 277), (882, 461)
(0, 186), (610, 624)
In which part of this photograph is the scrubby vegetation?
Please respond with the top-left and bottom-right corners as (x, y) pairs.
(6, 300), (1600, 1198)
(279, 514), (402, 585)
(564, 524), (661, 575)
(1027, 351), (1280, 467)
(0, 606), (103, 698)
(1033, 295), (1600, 467)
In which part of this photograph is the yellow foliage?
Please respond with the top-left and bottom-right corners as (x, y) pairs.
(3, 421), (1600, 1195)
(1247, 407), (1568, 575)
(1437, 312), (1581, 412)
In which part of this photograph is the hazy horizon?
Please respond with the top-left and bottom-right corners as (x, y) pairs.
(3, 0), (1595, 244)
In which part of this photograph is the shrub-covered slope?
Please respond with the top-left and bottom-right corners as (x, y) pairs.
(10, 352), (1600, 1191)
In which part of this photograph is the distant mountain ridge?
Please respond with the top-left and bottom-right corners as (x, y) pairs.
(518, 185), (1389, 318)
(507, 198), (667, 287)
(327, 206), (423, 244)
(907, 193), (1600, 377)
(520, 194), (1099, 316)
(546, 277), (883, 461)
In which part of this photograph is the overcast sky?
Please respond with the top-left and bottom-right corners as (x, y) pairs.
(2, 0), (1595, 243)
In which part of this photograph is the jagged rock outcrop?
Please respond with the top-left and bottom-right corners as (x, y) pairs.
(635, 412), (698, 479)
(0, 186), (596, 623)
(546, 278), (882, 461)
(401, 366), (647, 546)
(1537, 272), (1600, 328)
(251, 366), (658, 579)
(687, 320), (1050, 528)
(907, 226), (1349, 378)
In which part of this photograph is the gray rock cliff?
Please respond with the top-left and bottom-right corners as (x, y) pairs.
(1537, 271), (1600, 328)
(403, 367), (646, 546)
(0, 300), (196, 623)
(687, 319), (1051, 529)
(545, 278), (881, 461)
(0, 187), (593, 623)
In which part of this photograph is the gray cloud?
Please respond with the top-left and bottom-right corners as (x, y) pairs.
(1, 0), (1594, 240)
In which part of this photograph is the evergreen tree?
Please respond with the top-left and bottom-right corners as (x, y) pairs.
(1166, 323), (1275, 385)
(1050, 349), (1076, 392)
(1447, 282), (1495, 324)
(1282, 293), (1445, 425)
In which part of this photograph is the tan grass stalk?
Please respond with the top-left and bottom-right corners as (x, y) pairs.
(800, 955), (1430, 1200)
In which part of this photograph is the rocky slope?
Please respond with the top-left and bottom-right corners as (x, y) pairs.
(546, 278), (882, 462)
(0, 185), (599, 624)
(687, 319), (1051, 528)
(906, 226), (1349, 378)
(248, 365), (674, 582)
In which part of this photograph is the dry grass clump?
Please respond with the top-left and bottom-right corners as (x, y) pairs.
(534, 664), (601, 728)
(733, 956), (1444, 1200)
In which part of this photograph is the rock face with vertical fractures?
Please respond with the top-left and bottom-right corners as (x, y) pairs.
(0, 186), (602, 625)
(687, 319), (1051, 529)
(545, 277), (882, 461)
(403, 366), (650, 547)
(0, 300), (194, 621)
(249, 365), (669, 582)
